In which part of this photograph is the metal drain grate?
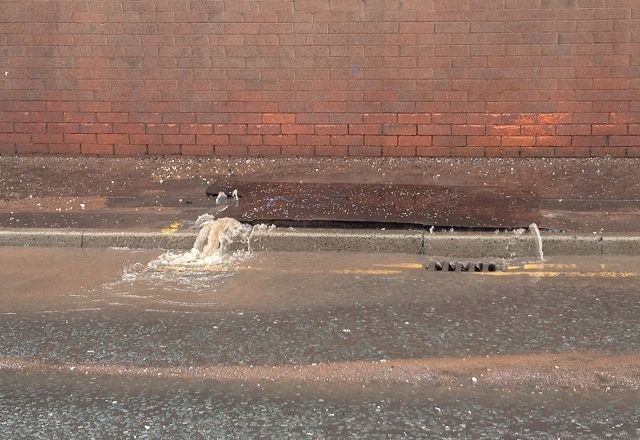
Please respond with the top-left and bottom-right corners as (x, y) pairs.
(426, 261), (503, 272)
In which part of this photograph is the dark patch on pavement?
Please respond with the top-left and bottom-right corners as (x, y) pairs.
(207, 180), (541, 228)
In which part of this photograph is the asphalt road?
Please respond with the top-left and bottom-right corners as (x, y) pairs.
(2, 248), (640, 438)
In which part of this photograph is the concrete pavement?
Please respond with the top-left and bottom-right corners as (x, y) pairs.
(1, 156), (639, 256)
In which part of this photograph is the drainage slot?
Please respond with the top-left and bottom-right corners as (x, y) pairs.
(426, 261), (503, 273)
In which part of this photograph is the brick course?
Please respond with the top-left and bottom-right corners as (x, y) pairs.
(1, 0), (639, 157)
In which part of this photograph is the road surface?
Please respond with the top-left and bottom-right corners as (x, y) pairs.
(1, 247), (640, 438)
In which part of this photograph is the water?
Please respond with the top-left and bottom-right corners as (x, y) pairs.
(150, 216), (252, 267)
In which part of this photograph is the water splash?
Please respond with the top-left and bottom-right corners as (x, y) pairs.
(150, 217), (252, 267)
(529, 223), (544, 261)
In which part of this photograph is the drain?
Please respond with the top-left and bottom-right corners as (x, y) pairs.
(426, 261), (503, 272)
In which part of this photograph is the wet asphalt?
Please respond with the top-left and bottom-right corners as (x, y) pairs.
(2, 248), (640, 438)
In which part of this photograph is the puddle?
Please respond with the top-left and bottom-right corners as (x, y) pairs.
(98, 217), (255, 309)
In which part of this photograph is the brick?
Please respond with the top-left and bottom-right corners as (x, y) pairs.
(590, 146), (627, 157)
(263, 113), (295, 124)
(592, 125), (628, 135)
(398, 113), (432, 124)
(17, 143), (49, 154)
(468, 136), (501, 147)
(215, 124), (247, 135)
(451, 147), (486, 157)
(519, 147), (555, 158)
(130, 134), (162, 144)
(488, 125), (521, 136)
(432, 113), (466, 124)
(382, 145), (417, 157)
(111, 142), (147, 155)
(281, 145), (316, 157)
(348, 124), (381, 135)
(484, 146), (520, 157)
(112, 123), (145, 134)
(433, 135), (466, 147)
(230, 135), (262, 146)
(383, 124), (417, 136)
(365, 135), (398, 147)
(521, 125), (556, 136)
(330, 135), (364, 146)
(64, 134), (96, 144)
(162, 134), (196, 145)
(536, 136), (572, 147)
(418, 125), (452, 136)
(348, 146), (382, 157)
(264, 134), (297, 146)
(49, 143), (81, 155)
(452, 125), (485, 136)
(148, 144), (182, 155)
(96, 134), (129, 144)
(315, 145), (349, 156)
(363, 113), (398, 124)
(571, 136), (608, 147)
(315, 125), (348, 135)
(502, 136), (536, 147)
(196, 135), (229, 145)
(81, 144), (114, 155)
(14, 123), (46, 133)
(398, 135), (432, 147)
(247, 145), (281, 156)
(215, 145), (249, 156)
(282, 124), (315, 135)
(147, 124), (180, 135)
(609, 136), (640, 147)
(80, 123), (112, 134)
(247, 124), (282, 135)
(181, 145), (215, 156)
(416, 146), (451, 157)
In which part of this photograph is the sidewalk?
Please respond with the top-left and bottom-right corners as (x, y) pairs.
(1, 156), (639, 257)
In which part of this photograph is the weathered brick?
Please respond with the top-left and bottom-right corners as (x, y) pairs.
(2, 0), (638, 158)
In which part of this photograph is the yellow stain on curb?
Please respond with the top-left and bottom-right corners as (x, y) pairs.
(153, 261), (640, 278)
(373, 263), (424, 269)
(154, 265), (401, 276)
(161, 222), (181, 234)
(480, 271), (639, 278)
(508, 263), (577, 270)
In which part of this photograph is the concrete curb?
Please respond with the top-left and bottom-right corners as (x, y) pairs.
(2, 228), (640, 257)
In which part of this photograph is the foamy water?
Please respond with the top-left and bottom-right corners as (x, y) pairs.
(97, 217), (256, 307)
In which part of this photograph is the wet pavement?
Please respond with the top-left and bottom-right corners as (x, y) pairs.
(206, 179), (540, 228)
(1, 156), (640, 232)
(2, 247), (640, 437)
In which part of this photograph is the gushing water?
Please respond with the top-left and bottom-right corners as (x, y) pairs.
(150, 217), (252, 267)
(529, 223), (544, 261)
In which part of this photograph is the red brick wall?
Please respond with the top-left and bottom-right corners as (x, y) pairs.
(1, 0), (639, 157)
